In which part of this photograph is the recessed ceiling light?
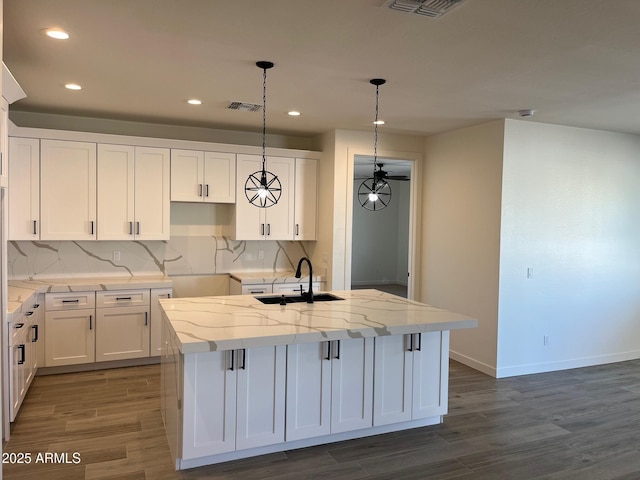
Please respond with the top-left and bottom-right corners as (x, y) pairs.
(288, 111), (301, 116)
(44, 29), (70, 40)
(373, 120), (385, 125)
(65, 83), (82, 90)
(187, 99), (202, 105)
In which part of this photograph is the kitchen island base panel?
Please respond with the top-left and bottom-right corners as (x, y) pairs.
(175, 415), (443, 470)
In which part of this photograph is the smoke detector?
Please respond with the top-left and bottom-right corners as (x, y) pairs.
(227, 101), (262, 112)
(382, 0), (465, 18)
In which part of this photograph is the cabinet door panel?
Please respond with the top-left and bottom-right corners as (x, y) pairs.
(330, 338), (374, 434)
(8, 137), (40, 240)
(412, 331), (449, 419)
(263, 156), (295, 240)
(134, 147), (170, 240)
(373, 335), (413, 426)
(204, 152), (236, 203)
(286, 342), (331, 441)
(171, 149), (203, 202)
(234, 154), (265, 240)
(294, 158), (317, 240)
(97, 144), (135, 240)
(182, 351), (237, 459)
(95, 306), (150, 361)
(45, 309), (95, 366)
(236, 345), (286, 450)
(40, 140), (96, 240)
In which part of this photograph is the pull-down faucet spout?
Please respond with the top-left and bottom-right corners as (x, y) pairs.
(295, 257), (314, 303)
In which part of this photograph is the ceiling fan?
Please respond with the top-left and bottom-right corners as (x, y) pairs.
(355, 163), (410, 182)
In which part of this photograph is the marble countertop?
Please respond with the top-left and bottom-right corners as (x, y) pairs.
(7, 275), (172, 315)
(160, 289), (477, 354)
(229, 271), (322, 284)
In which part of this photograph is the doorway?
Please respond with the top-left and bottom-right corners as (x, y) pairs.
(350, 156), (412, 298)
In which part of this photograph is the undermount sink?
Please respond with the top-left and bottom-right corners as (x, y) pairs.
(256, 293), (344, 305)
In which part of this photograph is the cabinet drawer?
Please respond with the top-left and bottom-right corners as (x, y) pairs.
(241, 285), (273, 295)
(272, 282), (320, 295)
(46, 292), (95, 310)
(96, 290), (150, 308)
(9, 318), (29, 346)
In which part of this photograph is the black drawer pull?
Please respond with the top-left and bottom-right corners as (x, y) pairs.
(62, 299), (80, 303)
(32, 324), (39, 342)
(116, 297), (132, 301)
(24, 311), (34, 316)
(14, 323), (24, 329)
(18, 345), (25, 365)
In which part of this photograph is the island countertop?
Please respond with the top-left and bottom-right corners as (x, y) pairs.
(160, 289), (477, 354)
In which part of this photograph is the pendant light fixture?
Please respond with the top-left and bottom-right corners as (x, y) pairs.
(244, 61), (282, 208)
(358, 78), (391, 211)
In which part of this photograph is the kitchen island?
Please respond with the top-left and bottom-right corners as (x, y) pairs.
(159, 289), (477, 470)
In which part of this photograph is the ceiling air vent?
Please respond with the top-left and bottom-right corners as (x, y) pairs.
(382, 0), (465, 18)
(227, 101), (262, 112)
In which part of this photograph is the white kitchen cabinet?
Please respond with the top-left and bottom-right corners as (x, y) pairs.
(9, 305), (40, 422)
(150, 288), (172, 356)
(181, 345), (286, 460)
(286, 337), (374, 440)
(97, 144), (170, 240)
(134, 146), (171, 240)
(95, 290), (151, 361)
(293, 158), (317, 240)
(31, 295), (45, 370)
(45, 308), (96, 367)
(95, 306), (150, 362)
(373, 332), (449, 426)
(44, 291), (96, 367)
(40, 139), (97, 240)
(8, 137), (40, 240)
(233, 154), (295, 240)
(171, 149), (236, 203)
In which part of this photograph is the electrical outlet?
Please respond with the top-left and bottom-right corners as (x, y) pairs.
(543, 335), (549, 346)
(258, 249), (264, 260)
(113, 251), (121, 262)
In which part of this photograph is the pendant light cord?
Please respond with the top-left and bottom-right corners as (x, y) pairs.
(262, 66), (267, 172)
(373, 83), (379, 176)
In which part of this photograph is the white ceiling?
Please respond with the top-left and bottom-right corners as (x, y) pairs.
(5, 0), (640, 138)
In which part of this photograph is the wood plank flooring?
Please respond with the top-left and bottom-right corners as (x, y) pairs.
(4, 359), (640, 479)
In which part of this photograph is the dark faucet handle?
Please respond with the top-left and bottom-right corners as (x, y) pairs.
(279, 295), (287, 306)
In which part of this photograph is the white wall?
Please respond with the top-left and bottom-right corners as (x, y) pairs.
(498, 119), (640, 376)
(422, 120), (505, 375)
(351, 179), (410, 286)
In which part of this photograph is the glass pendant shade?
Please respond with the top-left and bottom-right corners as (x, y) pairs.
(245, 61), (280, 208)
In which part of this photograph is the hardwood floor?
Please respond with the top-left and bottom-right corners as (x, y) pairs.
(4, 359), (640, 479)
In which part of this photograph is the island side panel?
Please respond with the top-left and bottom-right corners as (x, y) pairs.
(161, 310), (183, 469)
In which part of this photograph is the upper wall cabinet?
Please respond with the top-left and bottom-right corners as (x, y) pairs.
(294, 158), (317, 241)
(97, 144), (170, 240)
(8, 137), (40, 240)
(2, 64), (28, 188)
(233, 154), (295, 241)
(171, 149), (236, 203)
(233, 155), (317, 241)
(40, 140), (97, 241)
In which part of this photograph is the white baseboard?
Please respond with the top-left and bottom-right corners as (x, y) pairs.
(450, 349), (640, 379)
(449, 350), (497, 377)
(495, 349), (640, 378)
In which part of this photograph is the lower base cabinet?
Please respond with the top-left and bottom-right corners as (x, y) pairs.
(373, 331), (449, 426)
(96, 306), (150, 361)
(164, 333), (448, 468)
(286, 338), (374, 441)
(181, 345), (286, 460)
(45, 308), (95, 367)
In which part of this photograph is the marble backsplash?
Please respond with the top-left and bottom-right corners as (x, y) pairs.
(8, 236), (315, 279)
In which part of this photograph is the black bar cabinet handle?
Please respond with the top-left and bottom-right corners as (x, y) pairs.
(325, 341), (331, 360)
(198, 184), (203, 197)
(33, 220), (37, 235)
(136, 222), (141, 235)
(116, 296), (132, 301)
(62, 299), (80, 303)
(89, 315), (93, 330)
(416, 333), (422, 351)
(334, 340), (340, 360)
(229, 350), (235, 371)
(18, 345), (25, 365)
(241, 349), (247, 370)
(32, 324), (39, 342)
(205, 184), (209, 197)
(407, 334), (413, 352)
(144, 312), (148, 326)
(129, 221), (134, 235)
